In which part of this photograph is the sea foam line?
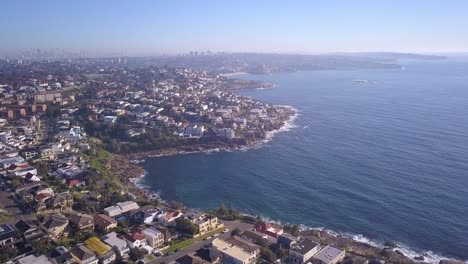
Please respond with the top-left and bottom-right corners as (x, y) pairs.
(255, 214), (466, 264)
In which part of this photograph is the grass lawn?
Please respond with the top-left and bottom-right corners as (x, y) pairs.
(161, 227), (226, 254)
(162, 239), (195, 254)
(90, 148), (112, 173)
(0, 214), (12, 224)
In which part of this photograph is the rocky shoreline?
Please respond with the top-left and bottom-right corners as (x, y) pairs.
(107, 108), (465, 264)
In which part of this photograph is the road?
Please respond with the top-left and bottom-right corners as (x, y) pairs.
(149, 220), (255, 264)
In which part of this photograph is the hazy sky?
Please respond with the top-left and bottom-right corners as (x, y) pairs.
(1, 0), (468, 56)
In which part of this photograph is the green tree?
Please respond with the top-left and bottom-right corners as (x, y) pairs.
(175, 218), (199, 235)
(0, 246), (17, 262)
(261, 247), (277, 263)
(129, 247), (145, 261)
(231, 228), (242, 237)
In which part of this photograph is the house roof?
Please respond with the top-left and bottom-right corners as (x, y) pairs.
(224, 236), (260, 253)
(175, 254), (207, 264)
(70, 245), (96, 261)
(0, 223), (17, 241)
(41, 214), (68, 229)
(313, 245), (345, 263)
(70, 245), (96, 260)
(94, 214), (117, 227)
(291, 238), (320, 255)
(124, 232), (145, 242)
(69, 213), (93, 226)
(85, 237), (111, 256)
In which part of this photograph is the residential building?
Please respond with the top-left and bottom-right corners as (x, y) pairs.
(70, 245), (98, 264)
(124, 231), (147, 248)
(94, 214), (117, 232)
(15, 220), (47, 244)
(0, 223), (17, 247)
(116, 201), (139, 213)
(192, 214), (221, 235)
(142, 228), (164, 248)
(311, 245), (346, 264)
(241, 230), (268, 244)
(16, 254), (54, 264)
(48, 192), (74, 212)
(158, 210), (183, 226)
(211, 238), (258, 264)
(255, 222), (283, 238)
(224, 236), (260, 261)
(289, 239), (321, 264)
(68, 213), (94, 232)
(102, 232), (130, 258)
(84, 237), (116, 264)
(40, 213), (69, 241)
(277, 233), (299, 249)
(103, 205), (121, 217)
(48, 246), (76, 264)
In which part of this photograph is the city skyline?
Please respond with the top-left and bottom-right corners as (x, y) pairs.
(1, 0), (468, 57)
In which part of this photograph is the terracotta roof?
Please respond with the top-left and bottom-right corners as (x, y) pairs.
(124, 232), (145, 242)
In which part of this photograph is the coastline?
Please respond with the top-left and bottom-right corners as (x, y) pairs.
(110, 105), (297, 199)
(106, 88), (466, 264)
(220, 71), (247, 77)
(108, 108), (467, 264)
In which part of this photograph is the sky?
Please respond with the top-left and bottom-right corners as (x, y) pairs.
(1, 0), (468, 56)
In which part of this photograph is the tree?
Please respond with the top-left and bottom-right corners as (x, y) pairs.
(129, 247), (145, 261)
(0, 246), (17, 263)
(231, 228), (241, 237)
(175, 218), (199, 235)
(261, 247), (277, 263)
(283, 224), (300, 236)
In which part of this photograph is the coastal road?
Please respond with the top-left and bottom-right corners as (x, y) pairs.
(148, 220), (255, 264)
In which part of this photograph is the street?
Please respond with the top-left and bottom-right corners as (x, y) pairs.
(149, 220), (255, 264)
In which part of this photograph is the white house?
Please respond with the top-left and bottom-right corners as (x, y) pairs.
(102, 232), (130, 258)
(142, 228), (164, 248)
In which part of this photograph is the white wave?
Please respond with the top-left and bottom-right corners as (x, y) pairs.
(257, 219), (466, 264)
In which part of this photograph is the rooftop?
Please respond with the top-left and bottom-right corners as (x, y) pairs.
(313, 245), (345, 263)
(291, 238), (320, 255)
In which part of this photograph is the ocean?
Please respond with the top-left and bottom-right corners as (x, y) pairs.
(140, 57), (468, 262)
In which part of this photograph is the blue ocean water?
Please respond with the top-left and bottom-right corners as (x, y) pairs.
(140, 57), (468, 261)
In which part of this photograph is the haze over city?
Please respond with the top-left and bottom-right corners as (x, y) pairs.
(2, 0), (468, 57)
(1, 1), (468, 264)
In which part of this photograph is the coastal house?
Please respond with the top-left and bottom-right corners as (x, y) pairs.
(277, 233), (299, 249)
(224, 236), (260, 261)
(124, 230), (147, 248)
(288, 238), (321, 264)
(103, 205), (122, 217)
(48, 246), (76, 264)
(15, 220), (47, 244)
(142, 227), (164, 248)
(255, 222), (283, 238)
(241, 230), (269, 244)
(191, 213), (222, 235)
(94, 214), (117, 232)
(102, 232), (130, 259)
(0, 223), (18, 248)
(130, 207), (160, 224)
(311, 245), (345, 264)
(70, 245), (98, 264)
(48, 192), (74, 212)
(84, 237), (116, 264)
(211, 238), (258, 264)
(174, 254), (211, 264)
(159, 210), (183, 226)
(117, 200), (139, 213)
(16, 254), (54, 264)
(40, 213), (69, 241)
(68, 213), (94, 232)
